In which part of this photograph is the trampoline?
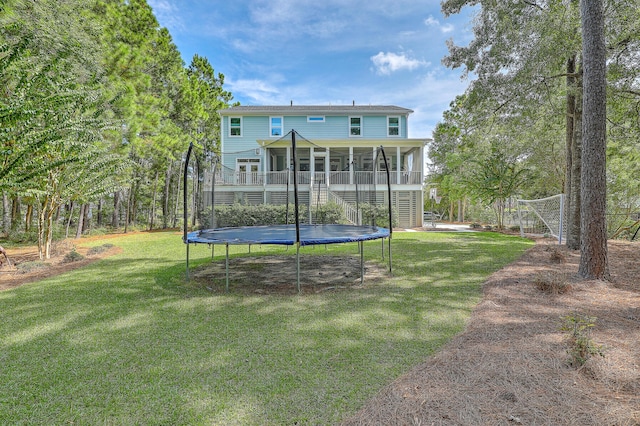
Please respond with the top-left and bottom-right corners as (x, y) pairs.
(182, 130), (393, 292)
(187, 224), (389, 246)
(185, 224), (390, 292)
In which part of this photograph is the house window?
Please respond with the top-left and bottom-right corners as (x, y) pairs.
(349, 116), (362, 136)
(270, 116), (283, 137)
(387, 116), (400, 136)
(307, 116), (325, 123)
(229, 117), (242, 136)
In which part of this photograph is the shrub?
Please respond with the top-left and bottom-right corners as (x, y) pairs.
(359, 203), (398, 228)
(63, 248), (84, 263)
(560, 312), (605, 368)
(311, 202), (345, 224)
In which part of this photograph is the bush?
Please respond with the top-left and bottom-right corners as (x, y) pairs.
(359, 203), (398, 228)
(560, 313), (605, 368)
(62, 248), (84, 263)
(199, 202), (399, 228)
(311, 202), (346, 224)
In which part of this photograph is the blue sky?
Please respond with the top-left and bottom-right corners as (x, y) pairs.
(147, 0), (476, 138)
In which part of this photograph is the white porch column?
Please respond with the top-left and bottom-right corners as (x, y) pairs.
(326, 147), (331, 188)
(396, 146), (401, 184)
(349, 147), (354, 185)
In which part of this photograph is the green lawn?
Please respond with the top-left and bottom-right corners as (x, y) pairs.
(0, 231), (532, 425)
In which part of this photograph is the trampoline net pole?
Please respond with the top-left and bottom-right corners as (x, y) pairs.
(186, 243), (190, 281)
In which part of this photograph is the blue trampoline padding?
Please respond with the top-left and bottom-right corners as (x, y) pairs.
(186, 224), (390, 246)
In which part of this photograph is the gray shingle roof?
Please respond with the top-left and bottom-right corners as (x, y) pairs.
(219, 105), (413, 115)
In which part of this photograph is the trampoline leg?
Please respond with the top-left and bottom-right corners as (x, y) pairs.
(225, 244), (230, 292)
(381, 238), (385, 260)
(360, 241), (364, 285)
(388, 238), (392, 274)
(296, 244), (301, 293)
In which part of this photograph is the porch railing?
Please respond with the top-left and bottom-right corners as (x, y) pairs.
(212, 170), (422, 186)
(327, 191), (362, 225)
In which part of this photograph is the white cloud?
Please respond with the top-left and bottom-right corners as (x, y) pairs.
(227, 78), (282, 104)
(370, 52), (428, 76)
(424, 15), (454, 34)
(147, 0), (184, 32)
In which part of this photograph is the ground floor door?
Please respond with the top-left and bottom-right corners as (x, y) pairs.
(237, 159), (260, 185)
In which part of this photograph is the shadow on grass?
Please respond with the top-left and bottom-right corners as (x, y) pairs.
(0, 231), (535, 424)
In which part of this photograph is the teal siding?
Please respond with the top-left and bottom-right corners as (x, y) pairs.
(221, 116), (264, 170)
(362, 116), (387, 138)
(223, 114), (409, 143)
(221, 112), (410, 170)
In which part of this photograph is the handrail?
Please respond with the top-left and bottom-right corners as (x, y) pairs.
(327, 191), (362, 225)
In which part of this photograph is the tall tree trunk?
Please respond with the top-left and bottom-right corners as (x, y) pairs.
(11, 196), (20, 231)
(564, 55), (576, 244)
(150, 170), (158, 230)
(173, 159), (184, 228)
(25, 203), (33, 232)
(112, 191), (121, 228)
(163, 162), (172, 229)
(567, 73), (583, 250)
(65, 202), (74, 238)
(97, 198), (103, 227)
(83, 203), (91, 234)
(125, 188), (131, 233)
(75, 204), (86, 239)
(579, 0), (609, 279)
(45, 204), (55, 260)
(2, 192), (10, 236)
(37, 197), (47, 260)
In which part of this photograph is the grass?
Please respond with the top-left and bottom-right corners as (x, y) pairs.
(0, 231), (532, 425)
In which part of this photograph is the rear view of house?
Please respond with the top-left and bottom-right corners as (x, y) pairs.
(210, 104), (429, 228)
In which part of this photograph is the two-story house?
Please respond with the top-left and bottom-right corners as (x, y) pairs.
(210, 104), (429, 228)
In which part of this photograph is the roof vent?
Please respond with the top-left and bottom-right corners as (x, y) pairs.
(290, 100), (293, 106)
(352, 100), (355, 106)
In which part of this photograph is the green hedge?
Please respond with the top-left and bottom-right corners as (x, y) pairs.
(199, 202), (398, 228)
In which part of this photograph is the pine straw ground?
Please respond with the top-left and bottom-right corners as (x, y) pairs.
(342, 239), (640, 426)
(1, 237), (638, 425)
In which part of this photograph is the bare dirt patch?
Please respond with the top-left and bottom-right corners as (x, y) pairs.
(342, 239), (640, 425)
(190, 254), (389, 294)
(0, 238), (121, 291)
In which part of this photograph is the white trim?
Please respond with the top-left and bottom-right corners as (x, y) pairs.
(229, 116), (242, 137)
(387, 116), (400, 137)
(269, 116), (283, 137)
(349, 116), (362, 137)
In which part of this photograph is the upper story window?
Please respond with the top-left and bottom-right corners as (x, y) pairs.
(349, 116), (362, 137)
(270, 116), (283, 137)
(229, 117), (242, 137)
(387, 116), (400, 136)
(307, 116), (325, 123)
